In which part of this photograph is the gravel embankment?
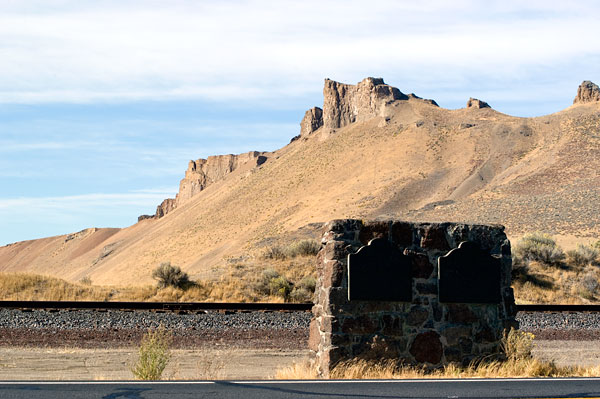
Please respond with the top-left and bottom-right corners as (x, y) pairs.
(516, 311), (600, 340)
(1, 309), (599, 349)
(0, 309), (311, 349)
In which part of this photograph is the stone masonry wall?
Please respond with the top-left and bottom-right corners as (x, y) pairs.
(309, 219), (517, 377)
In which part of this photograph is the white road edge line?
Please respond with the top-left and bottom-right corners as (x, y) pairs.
(2, 377), (600, 385)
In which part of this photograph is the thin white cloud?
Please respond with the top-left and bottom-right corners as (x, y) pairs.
(0, 191), (174, 211)
(0, 1), (598, 104)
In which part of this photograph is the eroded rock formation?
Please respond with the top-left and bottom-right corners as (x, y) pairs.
(322, 77), (408, 129)
(574, 81), (600, 104)
(155, 151), (267, 218)
(466, 97), (491, 109)
(300, 107), (323, 136)
(298, 78), (439, 135)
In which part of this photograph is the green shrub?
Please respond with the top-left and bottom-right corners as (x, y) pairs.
(513, 233), (564, 265)
(566, 244), (599, 268)
(269, 276), (293, 300)
(286, 240), (321, 258)
(254, 268), (280, 295)
(501, 328), (534, 361)
(578, 272), (599, 300)
(289, 276), (317, 302)
(152, 262), (191, 289)
(131, 325), (172, 380)
(263, 246), (288, 260)
(263, 240), (320, 260)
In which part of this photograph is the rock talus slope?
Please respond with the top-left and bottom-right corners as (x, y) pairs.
(1, 79), (599, 286)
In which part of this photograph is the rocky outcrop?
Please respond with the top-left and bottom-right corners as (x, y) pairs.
(322, 77), (408, 129)
(300, 107), (323, 136)
(137, 214), (154, 222)
(466, 98), (491, 109)
(298, 78), (439, 135)
(574, 81), (600, 104)
(408, 93), (439, 107)
(155, 151), (267, 218)
(156, 198), (176, 218)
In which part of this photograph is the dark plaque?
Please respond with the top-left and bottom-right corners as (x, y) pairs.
(438, 241), (501, 303)
(348, 238), (412, 301)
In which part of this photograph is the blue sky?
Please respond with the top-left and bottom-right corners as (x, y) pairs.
(1, 0), (599, 246)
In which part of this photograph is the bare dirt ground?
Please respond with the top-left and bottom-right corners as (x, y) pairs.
(0, 339), (598, 380)
(0, 347), (310, 380)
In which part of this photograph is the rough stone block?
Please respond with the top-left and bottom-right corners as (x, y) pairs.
(322, 260), (344, 288)
(409, 331), (443, 364)
(442, 326), (472, 346)
(392, 221), (414, 247)
(446, 304), (479, 324)
(324, 241), (347, 261)
(406, 305), (429, 327)
(358, 221), (389, 245)
(420, 223), (450, 250)
(308, 319), (321, 352)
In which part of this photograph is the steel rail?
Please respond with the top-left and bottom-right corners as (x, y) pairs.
(1, 301), (599, 313)
(0, 300), (313, 312)
(515, 304), (600, 312)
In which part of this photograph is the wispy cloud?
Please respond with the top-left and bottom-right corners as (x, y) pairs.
(0, 191), (175, 211)
(0, 1), (598, 105)
(0, 190), (177, 245)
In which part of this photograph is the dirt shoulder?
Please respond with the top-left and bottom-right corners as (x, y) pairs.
(0, 347), (310, 380)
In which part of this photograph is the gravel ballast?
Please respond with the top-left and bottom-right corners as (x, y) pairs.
(0, 309), (311, 349)
(1, 309), (599, 348)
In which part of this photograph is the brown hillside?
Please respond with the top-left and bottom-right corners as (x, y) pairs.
(1, 78), (600, 286)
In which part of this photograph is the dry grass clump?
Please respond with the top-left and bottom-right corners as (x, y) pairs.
(131, 325), (172, 380)
(263, 239), (320, 260)
(276, 329), (600, 379)
(0, 272), (117, 301)
(566, 244), (599, 268)
(275, 359), (319, 379)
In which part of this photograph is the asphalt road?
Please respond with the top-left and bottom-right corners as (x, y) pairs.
(1, 378), (600, 398)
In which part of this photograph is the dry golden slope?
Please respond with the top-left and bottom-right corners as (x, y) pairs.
(1, 83), (600, 285)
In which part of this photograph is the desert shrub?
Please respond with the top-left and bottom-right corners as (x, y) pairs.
(131, 325), (172, 380)
(79, 276), (92, 285)
(286, 240), (321, 258)
(263, 246), (288, 260)
(152, 262), (191, 289)
(578, 272), (599, 300)
(502, 328), (535, 361)
(566, 244), (599, 268)
(254, 268), (280, 295)
(269, 276), (293, 300)
(513, 233), (564, 266)
(263, 240), (320, 260)
(253, 269), (293, 300)
(289, 276), (317, 302)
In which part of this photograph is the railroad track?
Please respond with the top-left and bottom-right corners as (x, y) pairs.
(0, 301), (598, 313)
(0, 300), (313, 313)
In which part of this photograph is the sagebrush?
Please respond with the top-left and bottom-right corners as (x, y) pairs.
(152, 262), (191, 289)
(131, 326), (172, 380)
(513, 232), (564, 266)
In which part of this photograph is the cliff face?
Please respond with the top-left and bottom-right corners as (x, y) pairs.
(154, 151), (267, 218)
(574, 81), (600, 104)
(300, 107), (323, 136)
(322, 77), (408, 129)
